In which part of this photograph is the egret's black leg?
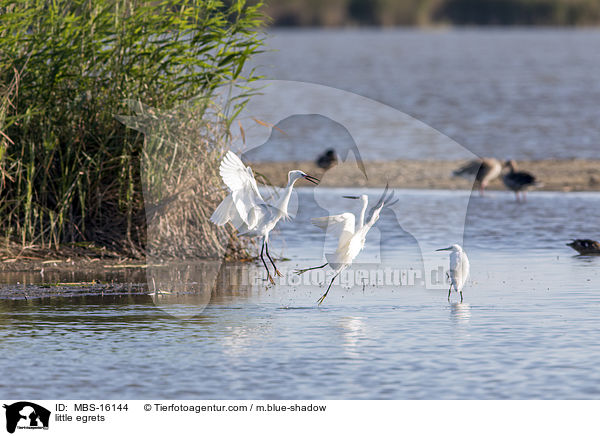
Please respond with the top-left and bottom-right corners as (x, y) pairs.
(265, 241), (282, 277)
(460, 291), (463, 303)
(317, 272), (340, 306)
(260, 241), (275, 285)
(295, 263), (328, 275)
(448, 285), (452, 302)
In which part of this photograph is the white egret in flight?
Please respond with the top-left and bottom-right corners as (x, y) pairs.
(210, 151), (319, 284)
(297, 185), (397, 305)
(436, 244), (470, 303)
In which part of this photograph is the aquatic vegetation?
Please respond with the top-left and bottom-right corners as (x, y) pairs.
(0, 0), (265, 257)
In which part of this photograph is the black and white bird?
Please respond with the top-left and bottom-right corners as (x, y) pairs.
(502, 160), (541, 202)
(567, 239), (600, 255)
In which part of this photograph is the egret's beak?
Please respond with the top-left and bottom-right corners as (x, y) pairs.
(303, 174), (320, 185)
(436, 247), (453, 252)
(342, 196), (360, 199)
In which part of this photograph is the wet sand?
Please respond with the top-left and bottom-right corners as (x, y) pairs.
(252, 159), (600, 192)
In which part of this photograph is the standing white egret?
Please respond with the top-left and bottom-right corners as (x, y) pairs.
(210, 151), (319, 284)
(297, 186), (397, 305)
(436, 244), (470, 303)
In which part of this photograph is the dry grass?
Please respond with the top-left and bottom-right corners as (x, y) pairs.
(117, 99), (247, 261)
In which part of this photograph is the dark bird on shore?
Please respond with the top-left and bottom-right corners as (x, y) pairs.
(316, 149), (338, 170)
(453, 157), (502, 196)
(567, 239), (600, 255)
(502, 160), (541, 202)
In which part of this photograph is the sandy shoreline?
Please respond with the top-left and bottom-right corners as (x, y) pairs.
(251, 159), (600, 192)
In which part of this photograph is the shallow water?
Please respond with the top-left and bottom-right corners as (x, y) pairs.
(246, 28), (600, 161)
(1, 189), (599, 399)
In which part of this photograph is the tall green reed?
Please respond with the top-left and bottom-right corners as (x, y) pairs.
(0, 0), (265, 257)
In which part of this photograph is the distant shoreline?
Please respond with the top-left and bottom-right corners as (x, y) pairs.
(251, 159), (600, 192)
(261, 0), (600, 27)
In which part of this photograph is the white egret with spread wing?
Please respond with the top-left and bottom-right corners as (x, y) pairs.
(297, 186), (397, 305)
(210, 151), (319, 284)
(436, 244), (470, 303)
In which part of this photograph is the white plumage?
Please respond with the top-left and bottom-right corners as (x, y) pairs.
(210, 150), (319, 283)
(437, 244), (470, 302)
(297, 187), (396, 305)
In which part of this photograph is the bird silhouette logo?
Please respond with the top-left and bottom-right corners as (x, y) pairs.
(3, 402), (50, 434)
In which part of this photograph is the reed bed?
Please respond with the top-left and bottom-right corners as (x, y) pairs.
(117, 98), (247, 261)
(0, 0), (265, 259)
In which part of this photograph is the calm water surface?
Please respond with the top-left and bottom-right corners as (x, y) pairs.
(1, 189), (599, 399)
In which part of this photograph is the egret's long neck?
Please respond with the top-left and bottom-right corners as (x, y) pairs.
(358, 198), (368, 229)
(274, 178), (297, 218)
